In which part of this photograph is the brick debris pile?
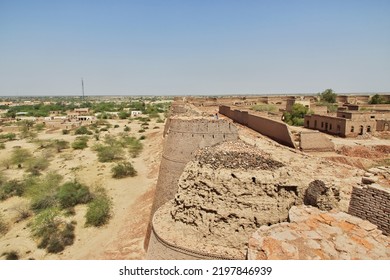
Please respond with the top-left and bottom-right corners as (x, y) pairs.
(195, 141), (284, 170)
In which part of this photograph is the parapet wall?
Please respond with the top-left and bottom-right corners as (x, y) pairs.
(219, 106), (296, 148)
(348, 185), (390, 235)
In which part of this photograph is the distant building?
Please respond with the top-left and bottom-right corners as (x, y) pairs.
(304, 110), (390, 137)
(74, 108), (90, 114)
(286, 98), (310, 112)
(131, 110), (142, 117)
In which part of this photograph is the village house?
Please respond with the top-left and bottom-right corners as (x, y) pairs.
(304, 110), (390, 137)
(130, 110), (142, 117)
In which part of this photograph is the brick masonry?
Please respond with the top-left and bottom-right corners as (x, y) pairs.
(348, 185), (390, 236)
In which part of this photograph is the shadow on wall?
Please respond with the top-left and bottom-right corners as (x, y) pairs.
(219, 105), (296, 148)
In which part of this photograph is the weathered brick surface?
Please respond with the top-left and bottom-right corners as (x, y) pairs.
(348, 185), (390, 236)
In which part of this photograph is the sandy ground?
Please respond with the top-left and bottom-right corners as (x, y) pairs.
(0, 117), (163, 260)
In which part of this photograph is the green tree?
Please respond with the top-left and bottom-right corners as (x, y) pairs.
(118, 111), (129, 119)
(319, 89), (337, 103)
(369, 94), (385, 104)
(283, 103), (309, 126)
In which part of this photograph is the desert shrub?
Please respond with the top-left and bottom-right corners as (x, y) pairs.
(11, 148), (32, 168)
(0, 172), (7, 186)
(139, 135), (146, 140)
(0, 143), (5, 149)
(72, 136), (88, 150)
(25, 156), (50, 175)
(57, 181), (92, 208)
(75, 126), (92, 135)
(138, 129), (145, 133)
(30, 207), (75, 253)
(33, 139), (54, 149)
(111, 162), (137, 179)
(0, 133), (16, 141)
(54, 140), (69, 152)
(156, 118), (164, 123)
(123, 126), (130, 132)
(128, 140), (142, 157)
(95, 119), (109, 126)
(103, 134), (118, 146)
(135, 117), (150, 122)
(93, 144), (124, 162)
(34, 123), (45, 131)
(0, 180), (25, 200)
(26, 172), (63, 212)
(114, 124), (119, 128)
(62, 129), (70, 135)
(2, 250), (19, 260)
(120, 136), (143, 158)
(85, 191), (112, 227)
(13, 206), (32, 222)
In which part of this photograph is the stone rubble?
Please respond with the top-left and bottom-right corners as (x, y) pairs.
(194, 141), (284, 170)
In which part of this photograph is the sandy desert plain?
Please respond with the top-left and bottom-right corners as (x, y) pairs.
(0, 100), (166, 260)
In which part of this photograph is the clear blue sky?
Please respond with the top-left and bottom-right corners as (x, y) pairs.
(1, 0), (389, 96)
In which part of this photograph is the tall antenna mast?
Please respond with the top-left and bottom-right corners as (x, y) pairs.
(81, 78), (85, 100)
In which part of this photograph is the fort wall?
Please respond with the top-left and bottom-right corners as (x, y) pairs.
(348, 185), (390, 235)
(219, 106), (296, 148)
(145, 117), (239, 249)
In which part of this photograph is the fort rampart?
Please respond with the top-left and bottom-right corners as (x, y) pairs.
(145, 117), (238, 249)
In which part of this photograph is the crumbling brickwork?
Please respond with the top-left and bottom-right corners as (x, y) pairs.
(348, 185), (390, 235)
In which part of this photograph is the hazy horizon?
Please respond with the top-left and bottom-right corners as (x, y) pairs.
(1, 0), (389, 96)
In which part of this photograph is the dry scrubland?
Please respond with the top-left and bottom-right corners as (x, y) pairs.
(0, 117), (163, 260)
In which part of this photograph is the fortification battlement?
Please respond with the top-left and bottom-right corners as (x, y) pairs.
(163, 118), (238, 163)
(168, 118), (237, 134)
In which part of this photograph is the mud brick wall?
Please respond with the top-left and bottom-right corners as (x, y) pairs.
(348, 185), (390, 235)
(219, 106), (296, 148)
